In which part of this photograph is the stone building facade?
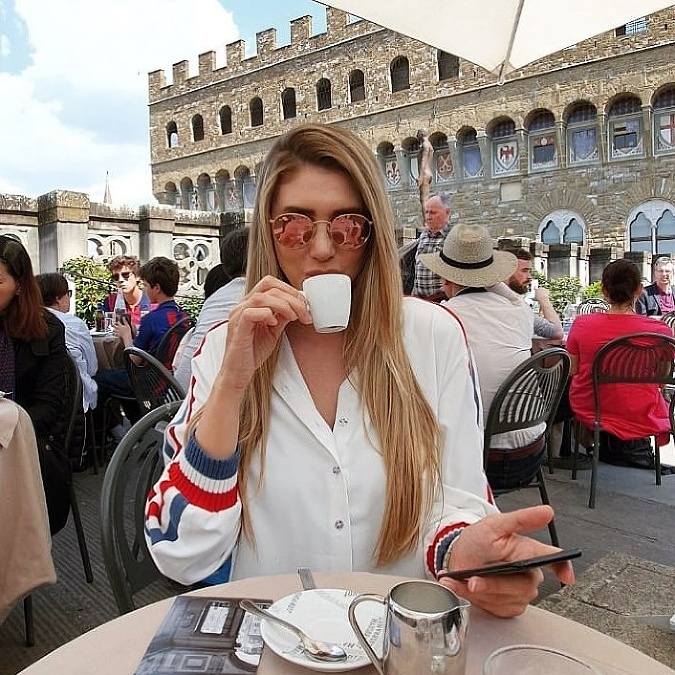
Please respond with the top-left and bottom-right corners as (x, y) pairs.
(148, 6), (675, 281)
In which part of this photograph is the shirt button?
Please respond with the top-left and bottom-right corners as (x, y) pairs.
(334, 520), (344, 530)
(332, 466), (341, 475)
(337, 417), (348, 426)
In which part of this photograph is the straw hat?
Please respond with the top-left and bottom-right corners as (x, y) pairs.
(419, 223), (517, 288)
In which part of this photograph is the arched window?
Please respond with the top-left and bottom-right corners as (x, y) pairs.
(489, 118), (518, 176)
(219, 106), (232, 135)
(316, 78), (332, 111)
(607, 95), (643, 159)
(282, 88), (296, 120)
(249, 97), (263, 127)
(164, 182), (179, 207)
(197, 173), (215, 211)
(166, 121), (178, 148)
(437, 51), (459, 81)
(349, 70), (365, 103)
(457, 128), (483, 179)
(192, 114), (204, 142)
(180, 177), (195, 210)
(627, 199), (675, 253)
(537, 210), (586, 245)
(390, 56), (410, 92)
(527, 110), (557, 170)
(653, 86), (675, 155)
(565, 101), (598, 165)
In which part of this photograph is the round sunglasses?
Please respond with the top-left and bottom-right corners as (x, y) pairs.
(271, 213), (372, 250)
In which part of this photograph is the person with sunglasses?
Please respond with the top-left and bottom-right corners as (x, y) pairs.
(146, 124), (574, 618)
(101, 255), (152, 329)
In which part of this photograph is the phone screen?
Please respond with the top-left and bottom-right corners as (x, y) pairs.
(437, 548), (581, 581)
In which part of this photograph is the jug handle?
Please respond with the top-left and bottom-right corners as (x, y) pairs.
(348, 593), (386, 675)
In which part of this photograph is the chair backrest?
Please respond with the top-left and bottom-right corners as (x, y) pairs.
(153, 317), (193, 370)
(661, 311), (675, 334)
(100, 400), (182, 614)
(63, 354), (88, 470)
(592, 332), (675, 426)
(576, 298), (610, 315)
(124, 346), (186, 415)
(483, 347), (572, 455)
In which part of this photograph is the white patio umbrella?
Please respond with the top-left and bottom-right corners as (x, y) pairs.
(318, 0), (675, 81)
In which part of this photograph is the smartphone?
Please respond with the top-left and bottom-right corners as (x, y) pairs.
(437, 548), (581, 581)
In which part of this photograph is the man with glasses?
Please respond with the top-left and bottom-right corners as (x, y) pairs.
(102, 255), (152, 329)
(635, 255), (675, 316)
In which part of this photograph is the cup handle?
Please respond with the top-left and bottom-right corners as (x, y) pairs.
(348, 593), (386, 675)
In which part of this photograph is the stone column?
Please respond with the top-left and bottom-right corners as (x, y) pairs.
(623, 250), (652, 281)
(589, 247), (619, 282)
(37, 190), (90, 272)
(138, 205), (176, 261)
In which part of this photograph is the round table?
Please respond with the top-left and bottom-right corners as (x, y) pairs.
(19, 572), (673, 674)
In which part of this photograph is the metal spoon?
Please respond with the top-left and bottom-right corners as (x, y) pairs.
(239, 599), (347, 662)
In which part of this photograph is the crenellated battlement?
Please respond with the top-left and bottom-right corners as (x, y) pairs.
(148, 7), (379, 101)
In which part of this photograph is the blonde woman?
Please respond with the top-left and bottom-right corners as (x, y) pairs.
(146, 124), (573, 617)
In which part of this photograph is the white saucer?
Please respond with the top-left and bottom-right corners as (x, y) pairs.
(259, 588), (384, 673)
(90, 331), (109, 337)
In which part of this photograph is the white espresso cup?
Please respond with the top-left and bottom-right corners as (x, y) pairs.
(301, 273), (351, 333)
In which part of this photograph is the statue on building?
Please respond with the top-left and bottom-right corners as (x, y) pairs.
(416, 129), (433, 211)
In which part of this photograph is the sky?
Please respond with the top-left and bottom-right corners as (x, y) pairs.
(0, 0), (328, 206)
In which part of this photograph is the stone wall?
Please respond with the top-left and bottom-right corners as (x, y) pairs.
(146, 6), (675, 257)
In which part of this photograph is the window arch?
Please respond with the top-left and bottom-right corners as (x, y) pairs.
(180, 177), (195, 210)
(192, 114), (204, 142)
(219, 106), (232, 135)
(457, 127), (483, 179)
(527, 109), (557, 170)
(627, 199), (675, 253)
(565, 101), (598, 165)
(281, 88), (297, 119)
(349, 70), (365, 103)
(437, 51), (459, 81)
(316, 78), (332, 111)
(166, 121), (178, 148)
(249, 97), (263, 127)
(538, 210), (586, 245)
(430, 132), (453, 182)
(607, 94), (643, 159)
(377, 141), (400, 189)
(488, 117), (518, 176)
(164, 181), (179, 207)
(653, 86), (675, 155)
(390, 56), (410, 92)
(197, 173), (215, 211)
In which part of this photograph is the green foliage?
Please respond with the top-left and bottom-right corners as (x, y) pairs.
(531, 268), (549, 289)
(61, 257), (111, 327)
(582, 280), (603, 299)
(548, 275), (582, 317)
(176, 294), (204, 324)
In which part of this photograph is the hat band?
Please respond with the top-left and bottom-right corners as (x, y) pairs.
(440, 250), (494, 269)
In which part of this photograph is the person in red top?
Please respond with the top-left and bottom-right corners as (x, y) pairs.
(567, 259), (672, 461)
(102, 255), (152, 329)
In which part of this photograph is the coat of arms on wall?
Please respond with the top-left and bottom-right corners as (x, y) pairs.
(385, 157), (401, 187)
(494, 140), (518, 174)
(435, 149), (454, 181)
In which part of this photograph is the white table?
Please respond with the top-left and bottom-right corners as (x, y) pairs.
(20, 572), (674, 674)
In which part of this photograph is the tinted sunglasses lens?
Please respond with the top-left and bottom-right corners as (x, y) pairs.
(113, 271), (131, 281)
(272, 215), (313, 249)
(330, 215), (370, 248)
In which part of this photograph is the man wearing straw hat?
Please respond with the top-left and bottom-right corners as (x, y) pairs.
(420, 223), (545, 489)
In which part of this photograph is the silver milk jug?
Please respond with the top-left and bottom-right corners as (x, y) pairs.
(348, 579), (470, 675)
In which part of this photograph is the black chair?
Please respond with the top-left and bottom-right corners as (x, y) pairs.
(572, 332), (675, 508)
(483, 348), (571, 546)
(661, 310), (675, 335)
(576, 298), (609, 315)
(100, 401), (182, 614)
(153, 317), (193, 370)
(124, 347), (186, 416)
(24, 356), (94, 646)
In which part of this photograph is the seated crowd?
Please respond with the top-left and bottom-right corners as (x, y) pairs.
(3, 125), (675, 630)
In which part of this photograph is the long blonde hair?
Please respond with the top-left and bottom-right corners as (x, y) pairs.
(239, 124), (441, 566)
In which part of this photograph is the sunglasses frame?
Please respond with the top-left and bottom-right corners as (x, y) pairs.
(112, 271), (133, 282)
(270, 212), (372, 250)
